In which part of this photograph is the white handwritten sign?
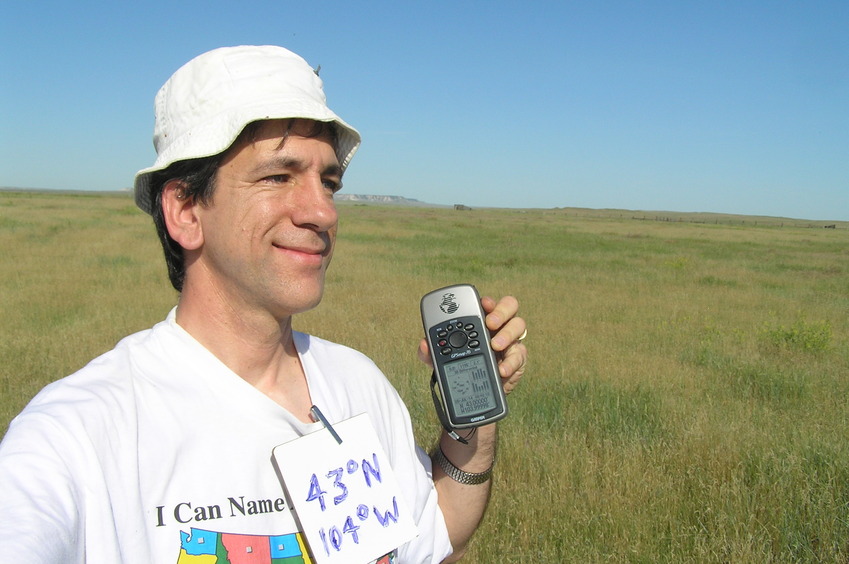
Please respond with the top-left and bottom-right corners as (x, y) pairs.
(272, 413), (418, 564)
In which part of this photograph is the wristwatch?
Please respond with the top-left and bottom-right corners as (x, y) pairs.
(433, 447), (494, 485)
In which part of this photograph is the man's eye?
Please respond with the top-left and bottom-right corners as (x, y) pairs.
(323, 179), (342, 193)
(263, 174), (291, 183)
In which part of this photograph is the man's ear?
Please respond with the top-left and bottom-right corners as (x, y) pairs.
(161, 180), (204, 251)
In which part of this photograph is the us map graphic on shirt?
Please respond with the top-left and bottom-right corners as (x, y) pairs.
(177, 528), (310, 563)
(176, 527), (396, 564)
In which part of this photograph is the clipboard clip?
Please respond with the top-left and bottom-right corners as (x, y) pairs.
(310, 405), (343, 444)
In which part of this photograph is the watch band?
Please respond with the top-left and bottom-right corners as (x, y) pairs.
(433, 446), (494, 485)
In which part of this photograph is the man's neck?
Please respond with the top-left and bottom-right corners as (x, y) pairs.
(174, 288), (314, 422)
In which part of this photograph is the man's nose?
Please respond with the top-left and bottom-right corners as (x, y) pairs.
(290, 176), (339, 232)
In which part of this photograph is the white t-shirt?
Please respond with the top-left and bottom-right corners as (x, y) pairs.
(0, 309), (451, 563)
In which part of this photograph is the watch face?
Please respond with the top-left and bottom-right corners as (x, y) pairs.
(444, 354), (497, 417)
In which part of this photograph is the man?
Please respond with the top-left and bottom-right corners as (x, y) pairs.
(0, 45), (527, 563)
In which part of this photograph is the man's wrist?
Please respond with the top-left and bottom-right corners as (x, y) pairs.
(433, 445), (494, 485)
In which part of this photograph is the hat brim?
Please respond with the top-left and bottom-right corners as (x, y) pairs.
(133, 110), (360, 215)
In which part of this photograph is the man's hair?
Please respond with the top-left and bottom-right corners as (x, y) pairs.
(148, 119), (339, 292)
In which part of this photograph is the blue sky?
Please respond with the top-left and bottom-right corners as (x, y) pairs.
(2, 1), (847, 220)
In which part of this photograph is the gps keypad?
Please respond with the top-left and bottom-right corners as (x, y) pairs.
(430, 316), (484, 356)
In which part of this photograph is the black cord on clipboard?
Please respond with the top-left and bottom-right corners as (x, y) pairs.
(309, 405), (343, 444)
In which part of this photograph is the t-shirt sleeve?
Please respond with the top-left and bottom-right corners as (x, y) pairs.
(0, 410), (84, 563)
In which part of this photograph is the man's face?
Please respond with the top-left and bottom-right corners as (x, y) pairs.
(190, 119), (342, 320)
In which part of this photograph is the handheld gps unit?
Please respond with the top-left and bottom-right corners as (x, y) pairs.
(421, 284), (508, 432)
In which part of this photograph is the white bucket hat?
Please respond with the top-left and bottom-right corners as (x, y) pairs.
(133, 45), (361, 215)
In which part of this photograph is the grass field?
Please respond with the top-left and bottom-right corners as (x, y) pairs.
(2, 190), (848, 562)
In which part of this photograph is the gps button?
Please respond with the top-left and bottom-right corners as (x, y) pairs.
(448, 331), (468, 348)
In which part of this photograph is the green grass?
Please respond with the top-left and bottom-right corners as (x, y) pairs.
(2, 190), (848, 562)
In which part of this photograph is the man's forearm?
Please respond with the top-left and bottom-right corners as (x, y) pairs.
(431, 423), (497, 562)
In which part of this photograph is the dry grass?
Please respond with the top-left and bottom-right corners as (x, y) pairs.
(2, 191), (848, 562)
